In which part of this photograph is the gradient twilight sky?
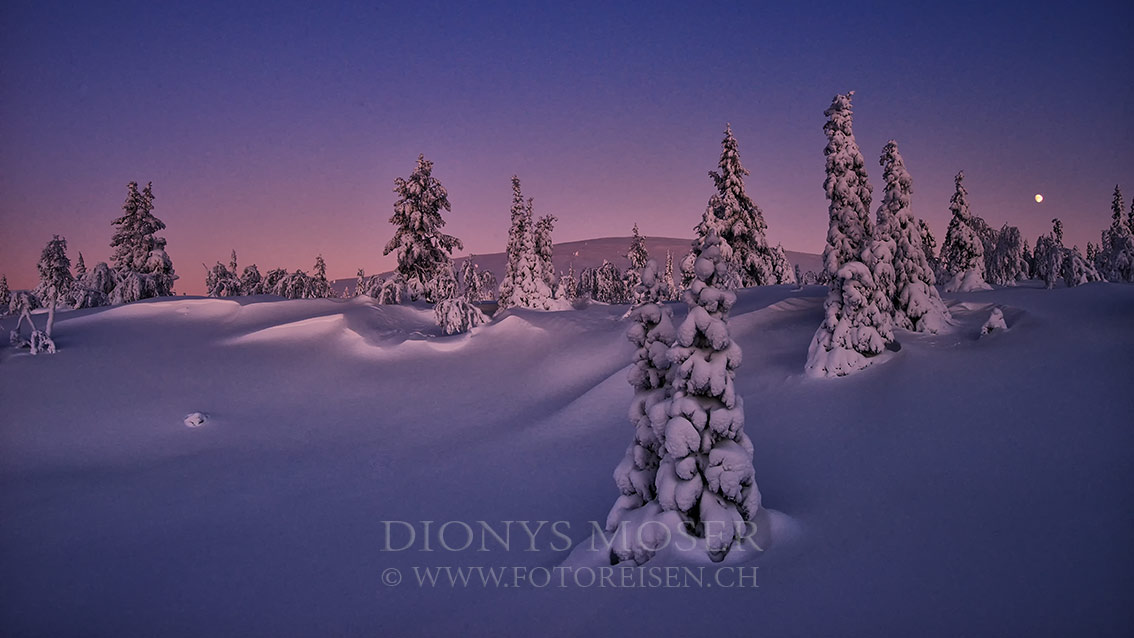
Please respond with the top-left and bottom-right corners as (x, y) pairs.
(2, 1), (1132, 294)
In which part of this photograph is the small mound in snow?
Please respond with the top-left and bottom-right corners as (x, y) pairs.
(183, 412), (208, 427)
(981, 307), (1008, 336)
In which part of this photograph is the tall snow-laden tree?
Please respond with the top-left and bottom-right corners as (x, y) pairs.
(308, 254), (332, 299)
(988, 225), (1028, 286)
(534, 214), (557, 291)
(459, 257), (483, 302)
(807, 93), (893, 376)
(497, 177), (555, 309)
(606, 258), (677, 564)
(876, 141), (949, 333)
(940, 171), (991, 291)
(36, 235), (73, 340)
(1033, 219), (1066, 288)
(821, 92), (874, 278)
(1098, 184), (1134, 282)
(75, 253), (87, 277)
(662, 250), (678, 300)
(229, 250), (238, 276)
(654, 232), (764, 562)
(625, 224), (649, 302)
(0, 275), (9, 312)
(205, 261), (241, 297)
(917, 218), (939, 277)
(558, 263), (578, 301)
(109, 181), (176, 302)
(383, 155), (462, 302)
(241, 264), (263, 295)
(1061, 245), (1101, 287)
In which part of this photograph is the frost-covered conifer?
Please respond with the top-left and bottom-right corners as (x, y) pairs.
(0, 275), (10, 312)
(459, 258), (482, 301)
(36, 235), (72, 340)
(679, 250), (697, 290)
(355, 268), (367, 297)
(229, 250), (238, 275)
(654, 232), (762, 562)
(1033, 220), (1065, 289)
(558, 263), (578, 301)
(606, 259), (677, 563)
(876, 141), (949, 332)
(987, 225), (1028, 286)
(241, 265), (263, 295)
(478, 270), (497, 301)
(378, 275), (407, 305)
(821, 92), (874, 277)
(1061, 246), (1101, 287)
(205, 262), (241, 297)
(534, 214), (557, 290)
(917, 218), (939, 275)
(498, 177), (554, 309)
(806, 260), (895, 377)
(383, 155), (462, 302)
(308, 254), (332, 299)
(595, 261), (628, 303)
(109, 181), (176, 301)
(625, 224), (649, 302)
(695, 125), (791, 287)
(662, 250), (678, 300)
(1098, 185), (1134, 282)
(941, 171), (991, 291)
(434, 297), (488, 335)
(75, 253), (87, 277)
(1021, 239), (1034, 278)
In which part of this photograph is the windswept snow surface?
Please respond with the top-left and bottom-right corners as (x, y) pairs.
(2, 283), (1132, 636)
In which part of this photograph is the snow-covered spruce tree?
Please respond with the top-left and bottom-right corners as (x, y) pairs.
(75, 253), (87, 277)
(806, 93), (893, 376)
(662, 250), (678, 300)
(9, 291), (45, 351)
(877, 140), (949, 333)
(596, 261), (628, 303)
(1098, 184), (1134, 282)
(1033, 219), (1065, 289)
(109, 181), (176, 302)
(696, 124), (791, 287)
(459, 258), (482, 302)
(653, 232), (763, 562)
(1021, 239), (1034, 278)
(917, 218), (940, 277)
(308, 254), (332, 299)
(558, 263), (578, 301)
(433, 263), (487, 335)
(0, 275), (9, 312)
(354, 268), (367, 297)
(821, 92), (874, 278)
(987, 225), (1028, 286)
(478, 270), (497, 301)
(535, 214), (558, 292)
(1061, 245), (1101, 287)
(241, 265), (263, 295)
(36, 235), (73, 343)
(606, 259), (678, 564)
(497, 177), (554, 309)
(625, 224), (649, 302)
(383, 155), (462, 302)
(679, 250), (697, 290)
(205, 261), (242, 297)
(940, 171), (991, 292)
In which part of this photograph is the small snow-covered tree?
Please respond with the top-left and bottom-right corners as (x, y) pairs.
(205, 261), (241, 297)
(241, 264), (263, 295)
(36, 235), (72, 343)
(661, 250), (678, 300)
(654, 232), (763, 562)
(595, 261), (628, 303)
(1033, 220), (1066, 289)
(459, 258), (482, 302)
(75, 253), (87, 277)
(625, 224), (649, 302)
(378, 275), (407, 305)
(806, 260), (895, 377)
(109, 181), (176, 301)
(558, 263), (578, 301)
(987, 225), (1027, 286)
(383, 155), (462, 302)
(498, 177), (554, 309)
(478, 270), (497, 301)
(0, 275), (9, 312)
(606, 259), (677, 563)
(917, 218), (939, 276)
(534, 214), (557, 291)
(876, 140), (950, 333)
(1061, 246), (1101, 287)
(940, 171), (991, 291)
(434, 297), (488, 335)
(308, 254), (332, 299)
(821, 92), (874, 278)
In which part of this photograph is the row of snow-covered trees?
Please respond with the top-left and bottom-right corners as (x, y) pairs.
(3, 182), (178, 354)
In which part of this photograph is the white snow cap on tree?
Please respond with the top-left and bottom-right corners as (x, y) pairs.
(109, 181), (177, 302)
(821, 92), (874, 278)
(805, 260), (895, 377)
(941, 171), (992, 292)
(877, 140), (950, 333)
(383, 155), (463, 302)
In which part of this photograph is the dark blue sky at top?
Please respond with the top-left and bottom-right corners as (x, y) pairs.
(2, 0), (1131, 292)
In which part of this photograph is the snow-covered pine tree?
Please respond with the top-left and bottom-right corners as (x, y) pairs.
(558, 263), (578, 301)
(821, 92), (874, 278)
(625, 224), (649, 302)
(36, 235), (73, 341)
(378, 275), (406, 305)
(459, 258), (482, 302)
(595, 261), (628, 303)
(917, 218), (939, 276)
(432, 262), (486, 334)
(654, 231), (764, 562)
(1061, 245), (1101, 287)
(535, 214), (557, 292)
(940, 171), (991, 291)
(1021, 239), (1034, 279)
(606, 258), (677, 564)
(0, 275), (8, 312)
(205, 261), (241, 297)
(987, 225), (1028, 286)
(383, 155), (462, 302)
(75, 253), (87, 277)
(662, 250), (678, 300)
(1033, 220), (1065, 289)
(229, 250), (238, 276)
(679, 250), (697, 290)
(876, 140), (950, 333)
(497, 177), (554, 309)
(478, 270), (497, 301)
(308, 254), (332, 298)
(241, 265), (263, 295)
(1098, 185), (1134, 282)
(109, 181), (176, 302)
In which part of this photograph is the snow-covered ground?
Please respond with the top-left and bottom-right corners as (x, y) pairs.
(2, 282), (1132, 636)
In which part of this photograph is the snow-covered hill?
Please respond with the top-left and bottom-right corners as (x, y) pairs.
(1, 282), (1132, 636)
(335, 236), (823, 293)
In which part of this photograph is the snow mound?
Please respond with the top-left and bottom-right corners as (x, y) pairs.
(981, 307), (1007, 336)
(183, 412), (208, 427)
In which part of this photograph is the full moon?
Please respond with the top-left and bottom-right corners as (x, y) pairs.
(1035, 194), (1044, 203)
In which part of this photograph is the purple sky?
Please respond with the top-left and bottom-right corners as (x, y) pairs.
(2, 1), (1131, 294)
